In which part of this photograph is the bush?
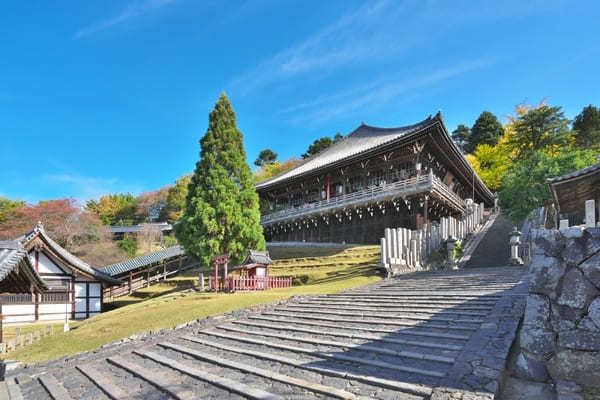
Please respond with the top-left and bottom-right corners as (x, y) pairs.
(163, 236), (178, 248)
(117, 236), (137, 257)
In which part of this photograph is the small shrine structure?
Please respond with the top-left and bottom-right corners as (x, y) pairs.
(209, 250), (291, 292)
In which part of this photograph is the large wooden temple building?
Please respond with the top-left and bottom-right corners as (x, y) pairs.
(256, 112), (494, 244)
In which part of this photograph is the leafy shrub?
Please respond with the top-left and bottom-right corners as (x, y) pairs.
(117, 236), (137, 257)
(163, 236), (178, 248)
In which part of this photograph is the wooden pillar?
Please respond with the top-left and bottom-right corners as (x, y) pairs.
(0, 301), (3, 344)
(163, 262), (167, 280)
(34, 291), (39, 321)
(326, 177), (331, 201)
(71, 276), (75, 319)
(147, 265), (151, 288)
(424, 195), (429, 231)
(35, 251), (39, 272)
(214, 261), (219, 292)
(128, 271), (132, 294)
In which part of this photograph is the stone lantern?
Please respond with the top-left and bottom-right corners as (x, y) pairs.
(446, 236), (458, 270)
(509, 227), (523, 265)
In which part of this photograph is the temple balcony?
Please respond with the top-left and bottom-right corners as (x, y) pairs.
(260, 172), (466, 226)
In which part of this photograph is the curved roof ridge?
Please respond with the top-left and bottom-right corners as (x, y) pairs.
(255, 114), (438, 189)
(19, 223), (122, 285)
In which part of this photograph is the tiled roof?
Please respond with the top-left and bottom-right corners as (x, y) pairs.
(0, 240), (48, 290)
(241, 250), (273, 266)
(102, 245), (185, 276)
(255, 115), (439, 190)
(108, 223), (173, 234)
(547, 162), (600, 184)
(19, 222), (122, 285)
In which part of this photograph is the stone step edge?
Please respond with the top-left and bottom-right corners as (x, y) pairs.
(38, 374), (72, 400)
(76, 363), (130, 400)
(107, 355), (202, 400)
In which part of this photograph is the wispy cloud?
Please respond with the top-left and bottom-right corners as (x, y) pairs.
(75, 0), (177, 39)
(231, 0), (568, 95)
(43, 174), (140, 201)
(284, 58), (496, 125)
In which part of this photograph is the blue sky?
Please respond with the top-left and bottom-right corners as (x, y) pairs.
(1, 0), (599, 203)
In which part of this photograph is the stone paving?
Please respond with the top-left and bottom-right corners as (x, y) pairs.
(3, 266), (526, 400)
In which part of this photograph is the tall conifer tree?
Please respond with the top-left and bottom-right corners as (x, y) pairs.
(176, 93), (265, 265)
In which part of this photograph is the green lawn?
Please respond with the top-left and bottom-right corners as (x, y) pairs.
(6, 245), (382, 364)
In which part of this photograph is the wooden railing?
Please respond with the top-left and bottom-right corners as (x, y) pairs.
(103, 258), (202, 301)
(260, 173), (465, 225)
(208, 276), (292, 292)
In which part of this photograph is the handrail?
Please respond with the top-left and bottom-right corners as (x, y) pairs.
(260, 174), (466, 225)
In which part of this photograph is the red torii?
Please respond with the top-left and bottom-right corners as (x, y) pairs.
(213, 254), (229, 292)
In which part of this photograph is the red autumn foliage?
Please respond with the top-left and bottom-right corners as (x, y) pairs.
(0, 198), (106, 250)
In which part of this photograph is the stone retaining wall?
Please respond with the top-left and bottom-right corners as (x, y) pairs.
(512, 226), (600, 398)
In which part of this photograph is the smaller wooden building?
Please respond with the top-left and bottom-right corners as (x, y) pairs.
(232, 250), (274, 278)
(209, 250), (291, 292)
(547, 161), (600, 227)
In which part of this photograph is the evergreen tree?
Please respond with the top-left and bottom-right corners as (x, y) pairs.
(302, 133), (343, 158)
(176, 94), (265, 266)
(468, 111), (504, 153)
(573, 104), (600, 149)
(451, 124), (471, 152)
(254, 149), (278, 167)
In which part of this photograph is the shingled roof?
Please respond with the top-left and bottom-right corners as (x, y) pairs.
(238, 250), (273, 267)
(548, 162), (600, 213)
(0, 240), (48, 292)
(256, 116), (438, 190)
(102, 245), (185, 276)
(19, 222), (122, 285)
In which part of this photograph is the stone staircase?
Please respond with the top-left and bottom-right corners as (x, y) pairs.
(463, 213), (514, 268)
(3, 266), (526, 400)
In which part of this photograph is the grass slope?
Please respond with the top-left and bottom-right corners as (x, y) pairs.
(7, 245), (381, 364)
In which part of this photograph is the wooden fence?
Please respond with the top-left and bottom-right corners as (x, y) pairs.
(208, 276), (292, 292)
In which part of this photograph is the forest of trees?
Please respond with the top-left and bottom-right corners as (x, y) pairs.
(459, 103), (599, 222)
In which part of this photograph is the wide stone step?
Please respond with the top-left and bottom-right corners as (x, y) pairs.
(215, 324), (457, 364)
(262, 311), (479, 331)
(288, 302), (490, 316)
(47, 365), (111, 400)
(247, 315), (472, 341)
(195, 329), (450, 379)
(157, 341), (362, 400)
(76, 363), (130, 400)
(273, 306), (485, 324)
(179, 334), (431, 399)
(232, 320), (464, 351)
(300, 299), (495, 310)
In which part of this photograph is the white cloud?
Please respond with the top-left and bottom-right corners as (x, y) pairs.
(284, 58), (496, 125)
(75, 0), (177, 39)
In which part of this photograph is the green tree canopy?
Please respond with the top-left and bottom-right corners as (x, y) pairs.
(452, 124), (471, 152)
(0, 197), (25, 223)
(254, 149), (278, 167)
(506, 105), (570, 157)
(86, 193), (137, 225)
(163, 174), (191, 223)
(467, 111), (504, 153)
(302, 133), (343, 158)
(573, 104), (600, 149)
(499, 148), (596, 223)
(175, 93), (265, 266)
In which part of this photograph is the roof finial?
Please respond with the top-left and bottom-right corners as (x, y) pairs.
(35, 221), (44, 231)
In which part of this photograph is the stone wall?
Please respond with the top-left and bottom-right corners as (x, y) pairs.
(513, 226), (600, 398)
